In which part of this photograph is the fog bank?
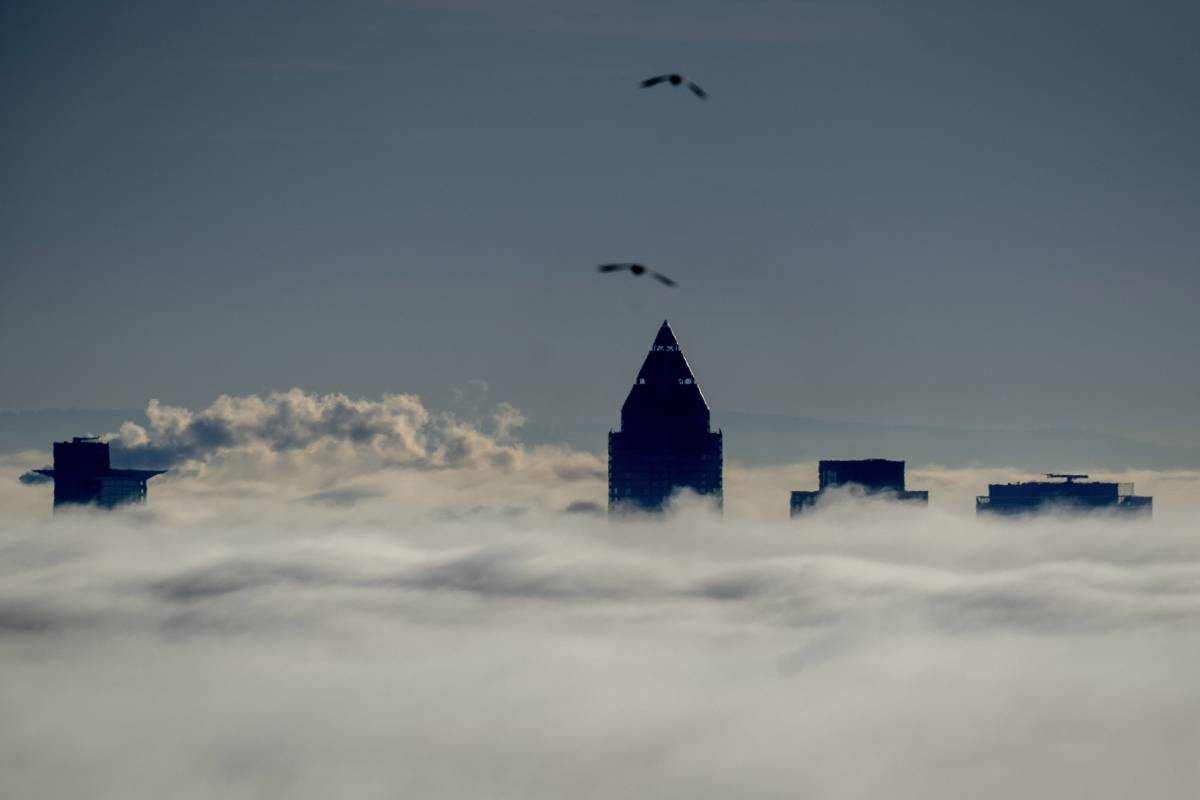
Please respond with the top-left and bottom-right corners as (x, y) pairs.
(2, 478), (1199, 798)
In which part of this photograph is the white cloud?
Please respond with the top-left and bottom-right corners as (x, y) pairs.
(89, 390), (603, 510)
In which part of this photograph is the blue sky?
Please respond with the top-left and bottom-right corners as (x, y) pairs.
(2, 0), (1198, 444)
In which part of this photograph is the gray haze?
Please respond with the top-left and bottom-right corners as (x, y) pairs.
(3, 0), (1199, 446)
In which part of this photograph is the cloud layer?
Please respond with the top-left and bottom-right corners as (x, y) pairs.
(4, 389), (1200, 797)
(2, 485), (1200, 798)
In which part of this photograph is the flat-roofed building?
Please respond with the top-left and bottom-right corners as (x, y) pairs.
(791, 458), (928, 516)
(608, 321), (723, 513)
(35, 437), (165, 510)
(976, 473), (1151, 516)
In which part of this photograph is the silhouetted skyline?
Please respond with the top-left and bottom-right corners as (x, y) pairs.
(2, 6), (1198, 797)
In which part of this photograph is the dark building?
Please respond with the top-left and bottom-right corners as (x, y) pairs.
(791, 459), (928, 515)
(976, 473), (1152, 516)
(35, 437), (165, 510)
(608, 321), (723, 513)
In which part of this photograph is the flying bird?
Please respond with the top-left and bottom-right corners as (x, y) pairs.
(640, 73), (707, 99)
(597, 263), (678, 287)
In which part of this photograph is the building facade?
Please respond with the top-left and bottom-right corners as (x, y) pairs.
(608, 321), (723, 513)
(35, 437), (165, 510)
(976, 473), (1152, 516)
(791, 458), (928, 515)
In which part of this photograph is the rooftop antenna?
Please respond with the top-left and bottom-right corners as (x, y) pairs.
(1045, 473), (1089, 483)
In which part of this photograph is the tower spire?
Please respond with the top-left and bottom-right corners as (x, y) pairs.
(651, 320), (678, 350)
(623, 319), (709, 433)
(608, 321), (723, 513)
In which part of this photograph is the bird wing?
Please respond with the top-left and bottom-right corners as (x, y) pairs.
(640, 75), (670, 88)
(686, 81), (707, 99)
(651, 271), (678, 287)
(598, 263), (632, 273)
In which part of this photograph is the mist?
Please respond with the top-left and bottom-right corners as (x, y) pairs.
(3, 432), (1200, 798)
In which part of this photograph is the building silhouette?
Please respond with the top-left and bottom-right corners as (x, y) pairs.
(791, 458), (928, 515)
(35, 437), (165, 510)
(608, 321), (723, 513)
(976, 473), (1152, 516)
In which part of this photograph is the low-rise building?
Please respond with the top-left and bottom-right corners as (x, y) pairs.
(35, 436), (165, 510)
(791, 458), (928, 515)
(976, 473), (1151, 516)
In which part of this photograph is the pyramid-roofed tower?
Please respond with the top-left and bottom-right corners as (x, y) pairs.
(619, 321), (711, 435)
(608, 321), (723, 512)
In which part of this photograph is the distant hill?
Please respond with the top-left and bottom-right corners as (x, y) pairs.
(523, 411), (1200, 471)
(5, 407), (1197, 472)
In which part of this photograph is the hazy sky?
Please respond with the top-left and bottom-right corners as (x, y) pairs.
(2, 0), (1198, 444)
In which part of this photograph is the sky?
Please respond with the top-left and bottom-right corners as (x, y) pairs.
(2, 0), (1199, 449)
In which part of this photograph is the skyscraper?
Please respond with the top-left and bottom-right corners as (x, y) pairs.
(608, 321), (723, 513)
(34, 436), (165, 510)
